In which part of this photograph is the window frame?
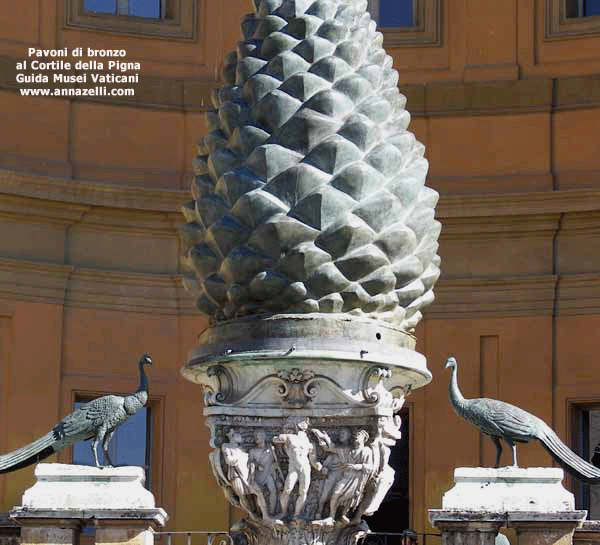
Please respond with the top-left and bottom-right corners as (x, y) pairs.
(65, 0), (196, 40)
(368, 0), (442, 47)
(546, 0), (600, 39)
(570, 399), (600, 518)
(69, 390), (161, 492)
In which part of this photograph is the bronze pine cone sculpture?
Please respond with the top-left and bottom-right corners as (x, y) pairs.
(180, 0), (441, 332)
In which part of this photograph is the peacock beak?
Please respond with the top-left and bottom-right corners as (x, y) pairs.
(141, 354), (153, 365)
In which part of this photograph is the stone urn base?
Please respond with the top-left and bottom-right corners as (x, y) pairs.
(182, 314), (431, 545)
(232, 518), (370, 545)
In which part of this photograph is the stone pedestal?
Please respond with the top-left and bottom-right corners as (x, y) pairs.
(441, 468), (576, 512)
(574, 521), (600, 545)
(430, 468), (586, 545)
(429, 512), (504, 545)
(95, 518), (159, 545)
(15, 519), (80, 545)
(0, 515), (20, 545)
(11, 464), (167, 545)
(509, 513), (586, 545)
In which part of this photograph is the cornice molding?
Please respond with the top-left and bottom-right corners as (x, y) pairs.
(0, 191), (91, 224)
(73, 208), (178, 237)
(440, 214), (561, 240)
(423, 79), (553, 117)
(557, 273), (600, 315)
(1, 255), (599, 318)
(559, 210), (600, 234)
(426, 275), (558, 318)
(0, 173), (599, 317)
(0, 169), (185, 213)
(4, 170), (600, 219)
(0, 257), (73, 305)
(428, 272), (600, 319)
(437, 188), (600, 218)
(3, 51), (600, 115)
(0, 257), (196, 314)
(66, 267), (195, 315)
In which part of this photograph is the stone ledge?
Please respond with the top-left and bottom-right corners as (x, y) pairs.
(441, 467), (576, 513)
(3, 56), (600, 116)
(0, 257), (197, 314)
(427, 275), (557, 318)
(429, 510), (507, 523)
(507, 512), (588, 525)
(6, 170), (600, 218)
(430, 510), (587, 526)
(17, 465), (156, 511)
(5, 254), (600, 318)
(574, 521), (600, 545)
(11, 509), (167, 527)
(0, 170), (184, 213)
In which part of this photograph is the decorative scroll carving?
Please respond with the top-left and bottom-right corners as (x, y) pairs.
(361, 366), (392, 405)
(205, 365), (235, 405)
(203, 367), (405, 409)
(276, 369), (319, 408)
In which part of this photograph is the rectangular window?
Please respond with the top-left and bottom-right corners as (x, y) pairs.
(566, 0), (600, 17)
(546, 0), (600, 38)
(84, 0), (116, 15)
(66, 0), (194, 39)
(128, 0), (161, 19)
(572, 403), (600, 519)
(369, 0), (416, 28)
(72, 396), (154, 489)
(367, 0), (441, 47)
(83, 0), (162, 18)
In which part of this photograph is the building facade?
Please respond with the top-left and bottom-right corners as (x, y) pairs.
(1, 0), (600, 537)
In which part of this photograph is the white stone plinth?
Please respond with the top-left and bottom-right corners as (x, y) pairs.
(442, 467), (575, 512)
(20, 464), (156, 511)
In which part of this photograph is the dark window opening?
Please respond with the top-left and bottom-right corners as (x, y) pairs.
(364, 410), (410, 533)
(72, 396), (153, 490)
(83, 0), (165, 19)
(572, 403), (600, 519)
(369, 0), (416, 28)
(566, 0), (600, 18)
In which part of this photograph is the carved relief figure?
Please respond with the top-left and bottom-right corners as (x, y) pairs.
(328, 430), (375, 523)
(221, 429), (271, 521)
(312, 427), (353, 519)
(273, 418), (323, 519)
(355, 415), (403, 521)
(249, 429), (280, 516)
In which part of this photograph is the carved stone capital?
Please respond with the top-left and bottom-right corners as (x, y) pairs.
(183, 315), (429, 545)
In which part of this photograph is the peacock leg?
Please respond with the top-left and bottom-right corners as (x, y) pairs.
(491, 436), (503, 468)
(91, 436), (101, 468)
(94, 427), (107, 468)
(102, 430), (116, 467)
(505, 437), (518, 467)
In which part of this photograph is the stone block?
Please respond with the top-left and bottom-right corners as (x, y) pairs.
(442, 467), (576, 512)
(19, 464), (156, 510)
